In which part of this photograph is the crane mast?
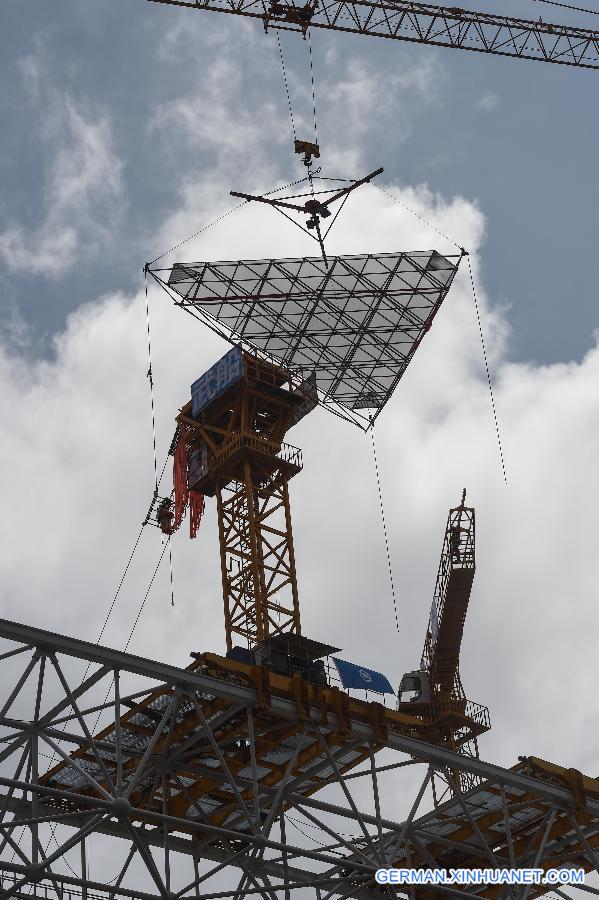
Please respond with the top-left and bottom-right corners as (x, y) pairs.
(173, 347), (311, 652)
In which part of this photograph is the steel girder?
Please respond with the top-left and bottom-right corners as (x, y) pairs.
(0, 616), (598, 900)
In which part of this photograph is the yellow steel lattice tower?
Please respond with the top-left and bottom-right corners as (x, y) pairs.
(176, 348), (310, 651)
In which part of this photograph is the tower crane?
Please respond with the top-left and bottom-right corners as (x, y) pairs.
(143, 0), (599, 70)
(398, 490), (488, 791)
(145, 166), (491, 761)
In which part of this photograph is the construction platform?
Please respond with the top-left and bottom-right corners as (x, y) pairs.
(0, 617), (598, 900)
(41, 647), (491, 834)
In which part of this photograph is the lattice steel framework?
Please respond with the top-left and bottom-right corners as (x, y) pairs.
(398, 494), (482, 797)
(0, 617), (598, 900)
(144, 0), (599, 70)
(424, 497), (476, 699)
(173, 352), (307, 650)
(150, 250), (461, 429)
(216, 459), (301, 649)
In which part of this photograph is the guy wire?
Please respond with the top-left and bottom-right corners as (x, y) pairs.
(148, 174), (309, 267)
(370, 422), (400, 635)
(144, 267), (178, 605)
(468, 256), (508, 485)
(144, 267), (159, 494)
(308, 30), (319, 146)
(124, 539), (170, 652)
(277, 32), (297, 141)
(373, 182), (462, 251)
(531, 0), (599, 14)
(168, 533), (175, 607)
(149, 202), (247, 266)
(372, 181), (507, 484)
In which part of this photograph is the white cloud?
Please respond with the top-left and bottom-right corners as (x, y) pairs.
(0, 74), (125, 278)
(325, 54), (442, 140)
(476, 92), (500, 112)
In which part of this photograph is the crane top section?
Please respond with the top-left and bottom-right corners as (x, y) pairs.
(152, 249), (462, 428)
(176, 347), (314, 497)
(423, 491), (475, 694)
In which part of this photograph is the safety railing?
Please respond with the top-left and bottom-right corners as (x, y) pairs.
(423, 504), (475, 667)
(211, 431), (302, 472)
(0, 870), (126, 900)
(244, 354), (292, 389)
(446, 505), (475, 571)
(429, 697), (490, 729)
(464, 700), (491, 730)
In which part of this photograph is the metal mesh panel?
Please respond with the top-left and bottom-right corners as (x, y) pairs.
(155, 250), (461, 425)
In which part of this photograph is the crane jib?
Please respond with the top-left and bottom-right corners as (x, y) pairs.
(144, 0), (599, 70)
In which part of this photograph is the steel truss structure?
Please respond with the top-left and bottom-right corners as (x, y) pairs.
(2, 616), (599, 900)
(144, 0), (599, 71)
(215, 453), (302, 648)
(397, 493), (485, 794)
(173, 351), (308, 650)
(150, 251), (461, 429)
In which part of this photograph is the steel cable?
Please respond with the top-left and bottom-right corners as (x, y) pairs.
(468, 257), (508, 485)
(370, 423), (401, 635)
(276, 32), (297, 142)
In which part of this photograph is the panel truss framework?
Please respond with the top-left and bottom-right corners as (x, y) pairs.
(151, 251), (461, 428)
(145, 0), (599, 70)
(1, 617), (599, 900)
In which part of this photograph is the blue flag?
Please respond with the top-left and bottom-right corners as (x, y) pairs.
(333, 658), (394, 694)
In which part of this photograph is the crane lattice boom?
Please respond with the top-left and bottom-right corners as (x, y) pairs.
(145, 0), (599, 69)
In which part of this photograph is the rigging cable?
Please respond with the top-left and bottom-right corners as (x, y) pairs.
(87, 537), (170, 737)
(467, 256), (508, 485)
(372, 182), (507, 485)
(373, 182), (462, 251)
(531, 0), (599, 14)
(307, 30), (319, 146)
(144, 266), (159, 495)
(35, 275), (174, 866)
(148, 175), (309, 268)
(37, 451), (173, 869)
(276, 32), (297, 142)
(305, 30), (320, 207)
(149, 202), (248, 266)
(123, 538), (170, 653)
(285, 817), (350, 853)
(168, 533), (175, 607)
(96, 450), (170, 645)
(28, 273), (173, 873)
(95, 521), (145, 645)
(144, 266), (178, 605)
(369, 422), (400, 636)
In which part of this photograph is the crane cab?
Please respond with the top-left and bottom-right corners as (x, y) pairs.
(398, 669), (431, 706)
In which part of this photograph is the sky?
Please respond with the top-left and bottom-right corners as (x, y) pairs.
(1, 0), (599, 890)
